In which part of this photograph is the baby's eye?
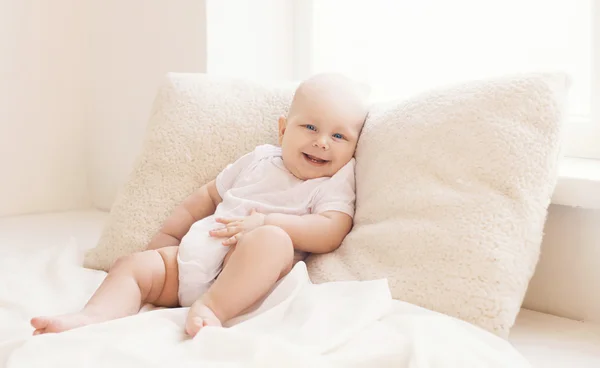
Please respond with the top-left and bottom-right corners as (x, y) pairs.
(333, 133), (344, 139)
(306, 124), (317, 131)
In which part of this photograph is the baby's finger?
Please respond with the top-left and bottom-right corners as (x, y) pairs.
(209, 226), (239, 238)
(210, 222), (238, 233)
(222, 233), (240, 246)
(226, 221), (242, 228)
(215, 217), (242, 224)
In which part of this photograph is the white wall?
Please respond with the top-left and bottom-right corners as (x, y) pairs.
(524, 205), (600, 323)
(0, 0), (207, 215)
(0, 0), (90, 216)
(206, 0), (294, 81)
(87, 0), (207, 210)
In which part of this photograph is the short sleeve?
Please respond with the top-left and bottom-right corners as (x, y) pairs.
(215, 150), (256, 198)
(215, 144), (281, 198)
(310, 158), (356, 218)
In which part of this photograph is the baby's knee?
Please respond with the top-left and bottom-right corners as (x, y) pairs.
(109, 250), (157, 272)
(241, 225), (293, 258)
(247, 225), (292, 246)
(110, 253), (136, 271)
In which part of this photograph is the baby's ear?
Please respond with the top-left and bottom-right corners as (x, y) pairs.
(277, 115), (287, 145)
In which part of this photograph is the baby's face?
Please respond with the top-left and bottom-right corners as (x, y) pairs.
(278, 99), (365, 180)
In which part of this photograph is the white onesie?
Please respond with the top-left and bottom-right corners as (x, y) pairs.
(177, 144), (356, 307)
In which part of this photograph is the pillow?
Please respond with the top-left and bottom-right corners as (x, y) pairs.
(306, 73), (568, 337)
(84, 73), (295, 271)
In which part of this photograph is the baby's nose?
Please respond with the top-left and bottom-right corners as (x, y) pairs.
(314, 136), (330, 149)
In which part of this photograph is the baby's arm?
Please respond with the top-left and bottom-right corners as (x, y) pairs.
(264, 211), (352, 254)
(146, 180), (222, 250)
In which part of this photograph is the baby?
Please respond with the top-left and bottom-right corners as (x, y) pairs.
(31, 73), (369, 337)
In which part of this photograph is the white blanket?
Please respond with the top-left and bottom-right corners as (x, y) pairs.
(0, 239), (531, 367)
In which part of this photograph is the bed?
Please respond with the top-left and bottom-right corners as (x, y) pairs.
(1, 210), (599, 367)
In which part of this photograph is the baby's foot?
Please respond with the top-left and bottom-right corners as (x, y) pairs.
(185, 300), (222, 337)
(30, 312), (101, 335)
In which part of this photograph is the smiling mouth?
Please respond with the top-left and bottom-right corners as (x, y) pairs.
(302, 153), (330, 165)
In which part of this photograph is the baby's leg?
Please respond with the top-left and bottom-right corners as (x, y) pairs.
(185, 225), (293, 336)
(31, 246), (180, 335)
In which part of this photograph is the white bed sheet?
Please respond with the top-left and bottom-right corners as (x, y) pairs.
(0, 210), (597, 367)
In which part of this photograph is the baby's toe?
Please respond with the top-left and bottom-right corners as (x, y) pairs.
(30, 316), (50, 330)
(185, 316), (204, 337)
(202, 317), (220, 327)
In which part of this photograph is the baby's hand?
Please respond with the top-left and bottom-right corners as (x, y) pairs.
(209, 209), (266, 246)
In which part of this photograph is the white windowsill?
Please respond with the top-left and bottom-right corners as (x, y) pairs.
(552, 157), (600, 209)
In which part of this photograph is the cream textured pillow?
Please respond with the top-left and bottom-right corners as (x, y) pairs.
(306, 73), (568, 337)
(84, 73), (294, 271)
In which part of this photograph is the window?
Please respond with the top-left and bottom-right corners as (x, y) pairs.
(295, 0), (599, 159)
